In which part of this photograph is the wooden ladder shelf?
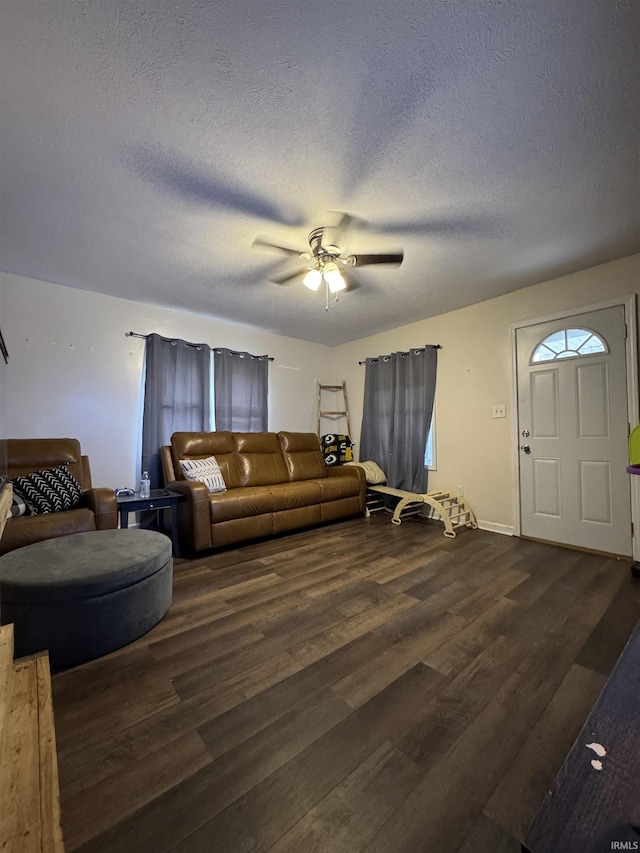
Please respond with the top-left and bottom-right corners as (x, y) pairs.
(0, 623), (65, 852)
(366, 485), (478, 539)
(317, 380), (351, 437)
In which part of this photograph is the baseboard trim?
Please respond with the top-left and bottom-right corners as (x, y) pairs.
(477, 520), (514, 536)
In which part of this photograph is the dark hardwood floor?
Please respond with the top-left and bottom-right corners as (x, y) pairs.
(50, 514), (640, 853)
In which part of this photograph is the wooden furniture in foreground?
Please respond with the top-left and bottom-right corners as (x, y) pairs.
(0, 623), (64, 852)
(0, 483), (12, 542)
(523, 620), (640, 852)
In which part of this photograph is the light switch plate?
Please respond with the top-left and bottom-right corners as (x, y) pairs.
(492, 404), (506, 418)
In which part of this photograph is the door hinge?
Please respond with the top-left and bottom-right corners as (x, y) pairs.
(625, 323), (628, 338)
(632, 521), (635, 538)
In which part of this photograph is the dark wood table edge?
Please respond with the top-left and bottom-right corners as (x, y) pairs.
(523, 620), (640, 853)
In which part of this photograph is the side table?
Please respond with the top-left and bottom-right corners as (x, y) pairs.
(117, 488), (182, 557)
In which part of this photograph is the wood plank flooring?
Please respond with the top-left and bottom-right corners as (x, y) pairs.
(49, 515), (640, 853)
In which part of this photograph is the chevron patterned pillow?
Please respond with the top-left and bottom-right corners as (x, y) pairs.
(11, 464), (83, 515)
(10, 491), (30, 517)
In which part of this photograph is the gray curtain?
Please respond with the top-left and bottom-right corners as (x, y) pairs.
(141, 334), (211, 489)
(359, 346), (438, 493)
(214, 348), (269, 431)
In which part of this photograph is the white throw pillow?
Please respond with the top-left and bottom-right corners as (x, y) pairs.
(179, 456), (227, 493)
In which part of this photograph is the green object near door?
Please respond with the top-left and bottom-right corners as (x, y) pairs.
(630, 425), (640, 464)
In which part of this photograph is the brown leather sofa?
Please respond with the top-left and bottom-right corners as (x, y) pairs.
(162, 431), (366, 553)
(1, 438), (118, 555)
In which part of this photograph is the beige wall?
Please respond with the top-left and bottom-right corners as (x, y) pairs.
(3, 254), (638, 530)
(336, 253), (640, 531)
(1, 272), (338, 488)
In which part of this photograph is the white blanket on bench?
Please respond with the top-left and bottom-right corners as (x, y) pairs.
(344, 460), (387, 484)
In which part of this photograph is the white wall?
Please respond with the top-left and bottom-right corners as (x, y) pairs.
(3, 254), (639, 531)
(1, 273), (338, 488)
(336, 253), (640, 532)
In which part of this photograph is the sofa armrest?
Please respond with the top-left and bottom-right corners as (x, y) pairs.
(166, 479), (212, 552)
(84, 487), (118, 530)
(327, 465), (366, 487)
(327, 464), (366, 511)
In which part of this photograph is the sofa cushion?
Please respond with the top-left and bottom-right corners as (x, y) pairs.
(11, 465), (83, 515)
(8, 438), (86, 489)
(179, 456), (227, 493)
(209, 487), (276, 523)
(278, 432), (328, 481)
(171, 431), (242, 489)
(0, 508), (98, 555)
(235, 433), (289, 486)
(312, 474), (361, 502)
(269, 481), (322, 511)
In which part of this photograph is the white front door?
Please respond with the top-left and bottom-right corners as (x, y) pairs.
(516, 305), (632, 556)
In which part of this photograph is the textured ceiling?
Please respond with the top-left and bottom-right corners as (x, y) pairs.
(1, 0), (638, 346)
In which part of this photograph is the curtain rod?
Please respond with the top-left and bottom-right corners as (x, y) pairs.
(126, 331), (274, 361)
(358, 344), (441, 364)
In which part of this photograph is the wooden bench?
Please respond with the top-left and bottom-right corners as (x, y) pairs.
(366, 484), (478, 538)
(0, 623), (65, 852)
(523, 620), (640, 852)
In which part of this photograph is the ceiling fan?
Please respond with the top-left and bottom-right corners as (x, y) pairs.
(252, 213), (403, 307)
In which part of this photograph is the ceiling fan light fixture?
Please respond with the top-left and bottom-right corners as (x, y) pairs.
(324, 262), (346, 293)
(254, 215), (404, 301)
(303, 268), (322, 291)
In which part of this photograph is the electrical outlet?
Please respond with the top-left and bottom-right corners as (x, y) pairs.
(457, 484), (464, 497)
(492, 403), (506, 418)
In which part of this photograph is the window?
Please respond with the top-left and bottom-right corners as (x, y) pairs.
(360, 347), (438, 493)
(213, 348), (269, 431)
(531, 328), (607, 363)
(424, 409), (437, 470)
(141, 334), (211, 489)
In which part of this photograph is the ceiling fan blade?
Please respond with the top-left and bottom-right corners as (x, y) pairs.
(127, 148), (303, 225)
(326, 212), (354, 250)
(252, 236), (305, 257)
(364, 214), (503, 238)
(270, 266), (310, 285)
(347, 252), (404, 267)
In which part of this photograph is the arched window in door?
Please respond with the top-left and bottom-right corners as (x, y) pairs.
(530, 328), (608, 364)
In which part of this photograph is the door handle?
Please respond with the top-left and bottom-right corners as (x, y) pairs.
(520, 444), (531, 454)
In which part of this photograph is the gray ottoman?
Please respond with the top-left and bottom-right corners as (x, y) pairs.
(0, 529), (173, 670)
